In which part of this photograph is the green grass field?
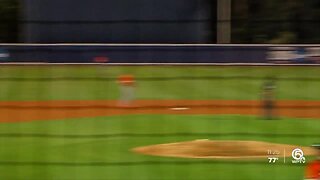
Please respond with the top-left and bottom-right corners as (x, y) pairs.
(0, 66), (319, 180)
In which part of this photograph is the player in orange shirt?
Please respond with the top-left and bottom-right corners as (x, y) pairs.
(117, 74), (135, 106)
(305, 144), (320, 180)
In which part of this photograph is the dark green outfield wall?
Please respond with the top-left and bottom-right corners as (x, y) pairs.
(22, 0), (212, 43)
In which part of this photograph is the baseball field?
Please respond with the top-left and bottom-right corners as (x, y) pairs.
(0, 65), (319, 179)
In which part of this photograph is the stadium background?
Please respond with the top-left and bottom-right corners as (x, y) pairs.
(0, 0), (320, 180)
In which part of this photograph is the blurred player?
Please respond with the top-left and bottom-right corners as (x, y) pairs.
(117, 74), (135, 107)
(261, 77), (276, 120)
(93, 56), (109, 76)
(304, 144), (320, 180)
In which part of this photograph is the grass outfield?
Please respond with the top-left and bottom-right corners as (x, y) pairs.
(0, 66), (319, 179)
(0, 115), (319, 179)
(0, 66), (319, 100)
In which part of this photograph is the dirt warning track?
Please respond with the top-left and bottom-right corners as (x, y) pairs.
(0, 100), (320, 122)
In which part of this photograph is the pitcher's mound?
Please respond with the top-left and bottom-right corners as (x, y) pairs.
(132, 140), (317, 159)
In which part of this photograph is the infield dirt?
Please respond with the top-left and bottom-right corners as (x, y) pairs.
(133, 140), (318, 159)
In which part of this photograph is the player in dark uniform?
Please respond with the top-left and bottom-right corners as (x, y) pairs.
(261, 77), (276, 120)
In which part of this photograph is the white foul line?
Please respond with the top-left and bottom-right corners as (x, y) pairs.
(170, 107), (190, 111)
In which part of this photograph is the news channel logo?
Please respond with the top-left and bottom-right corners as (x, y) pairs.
(292, 148), (306, 164)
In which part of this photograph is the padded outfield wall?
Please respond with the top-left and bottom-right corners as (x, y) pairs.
(1, 44), (320, 64)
